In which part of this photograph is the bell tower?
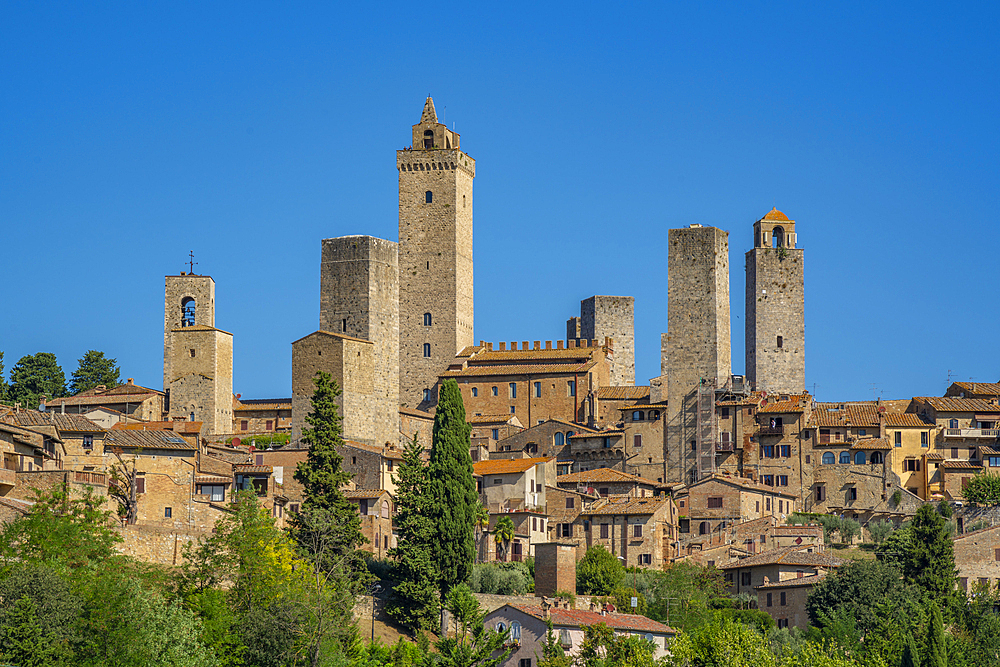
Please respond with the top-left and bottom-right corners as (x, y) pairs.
(397, 97), (475, 408)
(745, 208), (805, 394)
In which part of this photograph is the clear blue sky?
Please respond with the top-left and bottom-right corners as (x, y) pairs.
(2, 2), (997, 402)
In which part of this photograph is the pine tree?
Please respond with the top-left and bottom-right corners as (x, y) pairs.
(0, 595), (65, 667)
(925, 602), (948, 667)
(427, 378), (478, 597)
(386, 434), (439, 631)
(69, 350), (120, 394)
(900, 633), (921, 667)
(8, 352), (67, 408)
(292, 372), (363, 561)
(904, 504), (956, 599)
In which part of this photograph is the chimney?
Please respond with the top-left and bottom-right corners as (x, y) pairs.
(127, 378), (134, 385)
(540, 597), (551, 619)
(589, 601), (598, 612)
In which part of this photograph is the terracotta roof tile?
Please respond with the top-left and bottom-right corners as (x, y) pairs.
(105, 429), (197, 451)
(756, 572), (827, 589)
(850, 437), (892, 451)
(399, 406), (435, 419)
(808, 403), (881, 428)
(884, 413), (934, 427)
(690, 474), (799, 499)
(720, 546), (842, 570)
(951, 382), (1000, 396)
(597, 386), (651, 401)
(926, 452), (946, 460)
(505, 604), (675, 634)
(467, 414), (519, 425)
(233, 464), (272, 474)
(569, 430), (625, 439)
(585, 497), (669, 516)
(344, 489), (390, 499)
(913, 397), (1000, 413)
(942, 460), (982, 470)
(7, 411), (104, 433)
(557, 468), (658, 486)
(195, 475), (232, 484)
(234, 399), (291, 411)
(473, 457), (553, 476)
(759, 398), (807, 414)
(762, 207), (790, 222)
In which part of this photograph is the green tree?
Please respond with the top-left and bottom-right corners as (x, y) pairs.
(0, 350), (8, 402)
(962, 474), (1000, 505)
(8, 352), (67, 407)
(432, 584), (511, 667)
(777, 642), (856, 667)
(867, 519), (895, 545)
(806, 559), (913, 638)
(577, 545), (625, 595)
(903, 504), (956, 599)
(924, 602), (947, 667)
(839, 518), (861, 545)
(537, 619), (573, 667)
(0, 595), (66, 667)
(900, 633), (920, 667)
(386, 434), (439, 632)
(69, 349), (121, 394)
(474, 504), (490, 564)
(427, 378), (478, 597)
(667, 619), (776, 667)
(0, 563), (81, 647)
(643, 562), (727, 630)
(493, 516), (515, 562)
(577, 622), (665, 667)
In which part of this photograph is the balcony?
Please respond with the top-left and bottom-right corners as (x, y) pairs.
(715, 441), (735, 452)
(74, 471), (107, 486)
(758, 426), (785, 437)
(945, 429), (1000, 439)
(0, 467), (14, 490)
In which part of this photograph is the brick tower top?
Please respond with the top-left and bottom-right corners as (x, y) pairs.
(411, 96), (461, 151)
(753, 208), (797, 249)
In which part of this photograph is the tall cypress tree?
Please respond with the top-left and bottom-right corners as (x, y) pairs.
(925, 602), (948, 667)
(427, 379), (477, 597)
(900, 634), (921, 667)
(904, 504), (956, 599)
(386, 434), (438, 631)
(292, 372), (363, 560)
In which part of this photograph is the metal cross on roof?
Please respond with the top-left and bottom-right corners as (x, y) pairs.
(187, 250), (198, 275)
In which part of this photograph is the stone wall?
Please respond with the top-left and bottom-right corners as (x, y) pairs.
(397, 103), (475, 409)
(746, 247), (805, 394)
(116, 524), (212, 566)
(320, 235), (400, 448)
(580, 296), (635, 387)
(163, 274), (215, 390)
(665, 225), (731, 484)
(168, 326), (234, 436)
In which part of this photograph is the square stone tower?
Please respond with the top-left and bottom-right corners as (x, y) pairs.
(579, 296), (635, 386)
(318, 235), (399, 446)
(664, 225), (731, 484)
(163, 273), (233, 435)
(745, 208), (805, 394)
(397, 97), (475, 409)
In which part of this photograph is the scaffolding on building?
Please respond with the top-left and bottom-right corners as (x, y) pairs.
(696, 377), (717, 481)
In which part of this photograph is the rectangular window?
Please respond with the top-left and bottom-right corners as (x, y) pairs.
(860, 429), (867, 437)
(509, 382), (517, 398)
(566, 497), (575, 509)
(599, 487), (609, 497)
(532, 517), (537, 531)
(633, 523), (643, 538)
(568, 381), (576, 397)
(820, 429), (831, 444)
(492, 386), (498, 396)
(491, 428), (499, 440)
(634, 434), (642, 448)
(136, 477), (145, 494)
(778, 619), (789, 629)
(265, 420), (273, 430)
(849, 487), (858, 501)
(721, 407), (730, 418)
(778, 475), (788, 486)
(952, 448), (959, 458)
(805, 454), (811, 464)
(761, 445), (775, 458)
(639, 554), (652, 565)
(921, 432), (928, 447)
(762, 475), (774, 486)
(255, 454), (264, 465)
(707, 496), (723, 509)
(778, 500), (784, 513)
(766, 497), (771, 511)
(471, 387), (478, 397)
(534, 382), (541, 398)
(767, 593), (772, 607)
(600, 524), (609, 539)
(895, 432), (902, 447)
(780, 444), (791, 458)
(559, 523), (572, 537)
(777, 335), (783, 348)
(520, 659), (532, 667)
(756, 501), (760, 512)
(816, 485), (826, 502)
(494, 478), (503, 485)
(241, 421), (248, 431)
(164, 507), (172, 518)
(741, 572), (751, 586)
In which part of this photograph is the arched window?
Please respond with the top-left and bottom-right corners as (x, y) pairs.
(632, 411), (644, 421)
(652, 410), (661, 420)
(699, 521), (711, 535)
(772, 226), (785, 248)
(554, 432), (564, 447)
(870, 452), (884, 464)
(423, 312), (432, 326)
(423, 129), (434, 149)
(839, 451), (851, 464)
(181, 297), (196, 327)
(425, 191), (433, 204)
(949, 419), (959, 429)
(822, 452), (835, 465)
(510, 621), (521, 644)
(381, 499), (389, 519)
(471, 387), (478, 397)
(423, 343), (431, 357)
(854, 451), (866, 465)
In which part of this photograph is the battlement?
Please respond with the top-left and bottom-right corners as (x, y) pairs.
(397, 149), (475, 177)
(476, 338), (613, 352)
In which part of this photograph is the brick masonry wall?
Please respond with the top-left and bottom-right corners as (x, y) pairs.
(163, 275), (215, 389)
(581, 296), (635, 387)
(319, 235), (400, 447)
(397, 141), (475, 409)
(746, 247), (805, 394)
(534, 543), (578, 597)
(665, 226), (731, 484)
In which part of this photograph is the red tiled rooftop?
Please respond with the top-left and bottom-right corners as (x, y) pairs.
(506, 604), (675, 634)
(762, 207), (790, 222)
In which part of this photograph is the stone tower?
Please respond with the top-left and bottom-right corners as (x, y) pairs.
(567, 296), (635, 386)
(663, 225), (731, 484)
(745, 208), (805, 394)
(397, 97), (475, 408)
(316, 235), (400, 446)
(163, 273), (233, 435)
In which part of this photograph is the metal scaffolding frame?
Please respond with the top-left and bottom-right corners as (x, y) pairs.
(696, 377), (717, 481)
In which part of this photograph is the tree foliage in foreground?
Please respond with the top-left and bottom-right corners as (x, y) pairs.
(8, 352), (67, 407)
(576, 545), (624, 596)
(963, 473), (1000, 505)
(69, 349), (121, 395)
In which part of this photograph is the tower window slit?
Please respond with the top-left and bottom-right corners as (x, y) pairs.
(342, 318), (347, 333)
(425, 191), (433, 204)
(777, 336), (783, 348)
(423, 129), (433, 149)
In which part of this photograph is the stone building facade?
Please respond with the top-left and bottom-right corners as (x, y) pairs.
(290, 331), (374, 445)
(319, 235), (399, 447)
(665, 224), (731, 484)
(568, 296), (635, 387)
(398, 97), (475, 409)
(45, 379), (165, 422)
(745, 208), (805, 394)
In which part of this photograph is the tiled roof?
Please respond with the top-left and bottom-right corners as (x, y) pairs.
(850, 437), (892, 451)
(942, 460), (982, 470)
(342, 441), (406, 460)
(473, 457), (553, 476)
(557, 468), (658, 486)
(756, 572), (827, 589)
(690, 474), (799, 499)
(597, 386), (651, 401)
(926, 452), (946, 460)
(913, 397), (1000, 413)
(979, 446), (1000, 457)
(884, 413), (934, 427)
(808, 403), (880, 428)
(235, 399), (291, 411)
(569, 430), (625, 439)
(720, 546), (842, 570)
(7, 411), (104, 433)
(468, 414), (517, 425)
(112, 421), (202, 434)
(951, 382), (1000, 396)
(171, 324), (233, 335)
(585, 497), (669, 516)
(399, 406), (435, 419)
(759, 399), (806, 414)
(344, 489), (390, 499)
(717, 392), (767, 407)
(195, 475), (231, 484)
(441, 361), (597, 377)
(233, 464), (272, 474)
(762, 207), (790, 222)
(618, 402), (667, 411)
(104, 429), (197, 451)
(505, 604), (675, 634)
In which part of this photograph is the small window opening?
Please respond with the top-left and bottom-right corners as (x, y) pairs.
(423, 343), (431, 357)
(189, 349), (196, 357)
(777, 335), (783, 348)
(772, 226), (785, 248)
(425, 191), (433, 204)
(423, 129), (433, 149)
(424, 312), (432, 326)
(423, 388), (431, 402)
(342, 318), (347, 333)
(181, 297), (196, 327)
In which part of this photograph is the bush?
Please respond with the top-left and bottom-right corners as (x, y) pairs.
(867, 519), (894, 545)
(964, 474), (1000, 505)
(466, 566), (481, 593)
(555, 590), (576, 608)
(497, 569), (529, 595)
(576, 546), (624, 595)
(365, 558), (397, 582)
(478, 566), (499, 594)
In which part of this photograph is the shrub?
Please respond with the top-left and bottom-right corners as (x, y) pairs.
(497, 569), (529, 595)
(478, 565), (500, 594)
(576, 545), (624, 595)
(964, 474), (1000, 505)
(554, 590), (576, 608)
(466, 566), (481, 593)
(867, 519), (894, 545)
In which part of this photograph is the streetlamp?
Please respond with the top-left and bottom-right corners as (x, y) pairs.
(368, 583), (381, 642)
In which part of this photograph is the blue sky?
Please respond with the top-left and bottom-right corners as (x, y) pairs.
(2, 2), (997, 401)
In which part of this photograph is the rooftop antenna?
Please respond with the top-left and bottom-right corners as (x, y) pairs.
(187, 251), (198, 275)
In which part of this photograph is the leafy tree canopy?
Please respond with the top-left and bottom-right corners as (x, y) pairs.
(806, 559), (913, 637)
(963, 473), (1000, 505)
(69, 349), (121, 394)
(904, 504), (957, 599)
(577, 545), (625, 596)
(8, 352), (67, 407)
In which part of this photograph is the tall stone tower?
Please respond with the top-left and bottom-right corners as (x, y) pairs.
(745, 208), (805, 394)
(163, 273), (233, 435)
(664, 225), (731, 484)
(315, 235), (400, 446)
(568, 296), (635, 386)
(397, 97), (475, 408)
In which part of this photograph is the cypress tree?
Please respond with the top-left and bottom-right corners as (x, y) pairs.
(386, 434), (439, 631)
(901, 633), (921, 667)
(904, 504), (956, 599)
(427, 379), (477, 597)
(925, 602), (948, 667)
(291, 372), (363, 559)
